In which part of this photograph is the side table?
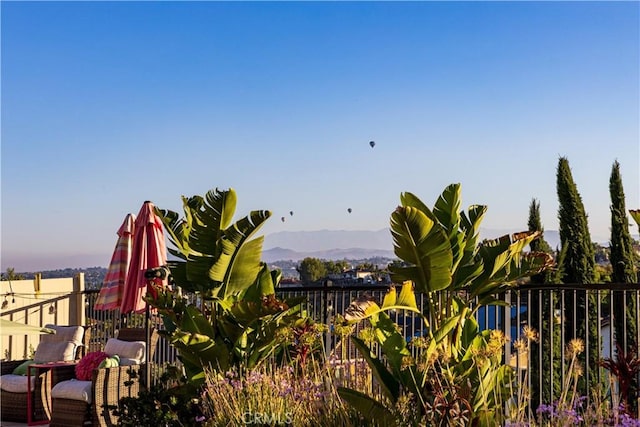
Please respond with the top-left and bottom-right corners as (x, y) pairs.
(27, 361), (77, 426)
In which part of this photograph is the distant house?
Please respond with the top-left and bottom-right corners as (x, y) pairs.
(327, 271), (355, 281)
(279, 278), (302, 287)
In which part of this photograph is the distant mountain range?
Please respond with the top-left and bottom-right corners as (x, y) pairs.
(262, 246), (396, 263)
(261, 228), (574, 262)
(7, 227), (609, 273)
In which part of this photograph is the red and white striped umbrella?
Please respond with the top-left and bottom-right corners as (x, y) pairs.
(94, 213), (136, 311)
(120, 201), (168, 314)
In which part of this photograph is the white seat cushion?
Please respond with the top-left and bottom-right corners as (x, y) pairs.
(34, 341), (77, 363)
(104, 339), (145, 363)
(0, 374), (35, 393)
(42, 325), (84, 346)
(51, 379), (92, 403)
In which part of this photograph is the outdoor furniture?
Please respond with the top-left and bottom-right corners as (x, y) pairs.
(50, 327), (159, 427)
(27, 361), (79, 426)
(0, 324), (89, 423)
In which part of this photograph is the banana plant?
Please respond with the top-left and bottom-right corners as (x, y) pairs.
(338, 183), (554, 426)
(630, 210), (640, 230)
(157, 188), (269, 300)
(146, 187), (309, 385)
(150, 264), (306, 383)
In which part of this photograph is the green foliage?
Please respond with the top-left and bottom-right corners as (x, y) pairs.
(527, 198), (555, 284)
(296, 257), (328, 284)
(148, 187), (310, 385)
(526, 198), (561, 408)
(1, 267), (25, 280)
(630, 210), (640, 231)
(556, 157), (596, 285)
(339, 184), (554, 426)
(599, 343), (640, 417)
(609, 160), (637, 283)
(556, 157), (600, 392)
(326, 259), (351, 274)
(201, 357), (366, 427)
(113, 368), (203, 427)
(157, 188), (270, 300)
(609, 161), (638, 349)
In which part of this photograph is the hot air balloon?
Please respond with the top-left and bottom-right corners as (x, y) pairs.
(369, 141), (375, 148)
(281, 217), (285, 222)
(347, 208), (352, 214)
(289, 211), (293, 216)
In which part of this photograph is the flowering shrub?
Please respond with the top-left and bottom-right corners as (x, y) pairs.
(201, 361), (363, 426)
(536, 397), (587, 425)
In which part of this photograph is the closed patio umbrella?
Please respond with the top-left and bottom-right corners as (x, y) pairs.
(94, 213), (136, 310)
(120, 201), (167, 314)
(119, 201), (168, 386)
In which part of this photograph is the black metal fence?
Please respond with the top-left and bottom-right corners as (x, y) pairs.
(76, 283), (640, 408)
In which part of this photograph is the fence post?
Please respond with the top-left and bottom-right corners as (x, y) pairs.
(71, 273), (85, 326)
(323, 281), (332, 357)
(504, 290), (512, 365)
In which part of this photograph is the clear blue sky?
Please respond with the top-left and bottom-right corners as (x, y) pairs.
(2, 1), (638, 272)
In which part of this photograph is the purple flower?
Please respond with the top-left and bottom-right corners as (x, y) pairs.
(620, 413), (640, 427)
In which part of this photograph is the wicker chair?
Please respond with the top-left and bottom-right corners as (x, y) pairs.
(50, 327), (159, 427)
(0, 324), (90, 423)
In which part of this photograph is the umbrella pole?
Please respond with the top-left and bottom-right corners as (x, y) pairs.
(145, 300), (151, 388)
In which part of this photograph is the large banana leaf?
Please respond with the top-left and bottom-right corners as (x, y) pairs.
(157, 187), (270, 297)
(630, 210), (640, 229)
(468, 231), (541, 299)
(399, 191), (438, 222)
(350, 336), (400, 403)
(337, 388), (397, 427)
(344, 282), (423, 324)
(369, 312), (413, 375)
(454, 204), (487, 277)
(207, 211), (270, 298)
(433, 183), (462, 236)
(169, 331), (231, 379)
(390, 206), (452, 293)
(182, 305), (216, 337)
(204, 187), (237, 231)
(223, 237), (266, 297)
(157, 207), (190, 259)
(243, 263), (279, 302)
(186, 189), (236, 255)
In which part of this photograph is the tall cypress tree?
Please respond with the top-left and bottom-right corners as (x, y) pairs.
(528, 198), (554, 283)
(556, 157), (596, 285)
(527, 198), (561, 407)
(610, 160), (637, 283)
(609, 160), (637, 350)
(556, 156), (598, 391)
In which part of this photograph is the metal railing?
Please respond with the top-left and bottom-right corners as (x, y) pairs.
(6, 283), (639, 410)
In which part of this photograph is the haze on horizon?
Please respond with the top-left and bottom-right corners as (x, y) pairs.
(2, 2), (638, 273)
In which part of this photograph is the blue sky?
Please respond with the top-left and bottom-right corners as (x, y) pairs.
(2, 1), (638, 271)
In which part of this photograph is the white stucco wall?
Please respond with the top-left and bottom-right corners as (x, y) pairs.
(0, 274), (85, 360)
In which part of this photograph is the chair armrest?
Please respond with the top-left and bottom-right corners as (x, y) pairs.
(92, 364), (142, 390)
(1, 359), (29, 375)
(91, 365), (143, 426)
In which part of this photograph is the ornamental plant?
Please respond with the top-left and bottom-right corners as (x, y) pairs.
(599, 343), (640, 418)
(630, 210), (640, 230)
(146, 188), (312, 385)
(200, 348), (364, 426)
(337, 183), (554, 426)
